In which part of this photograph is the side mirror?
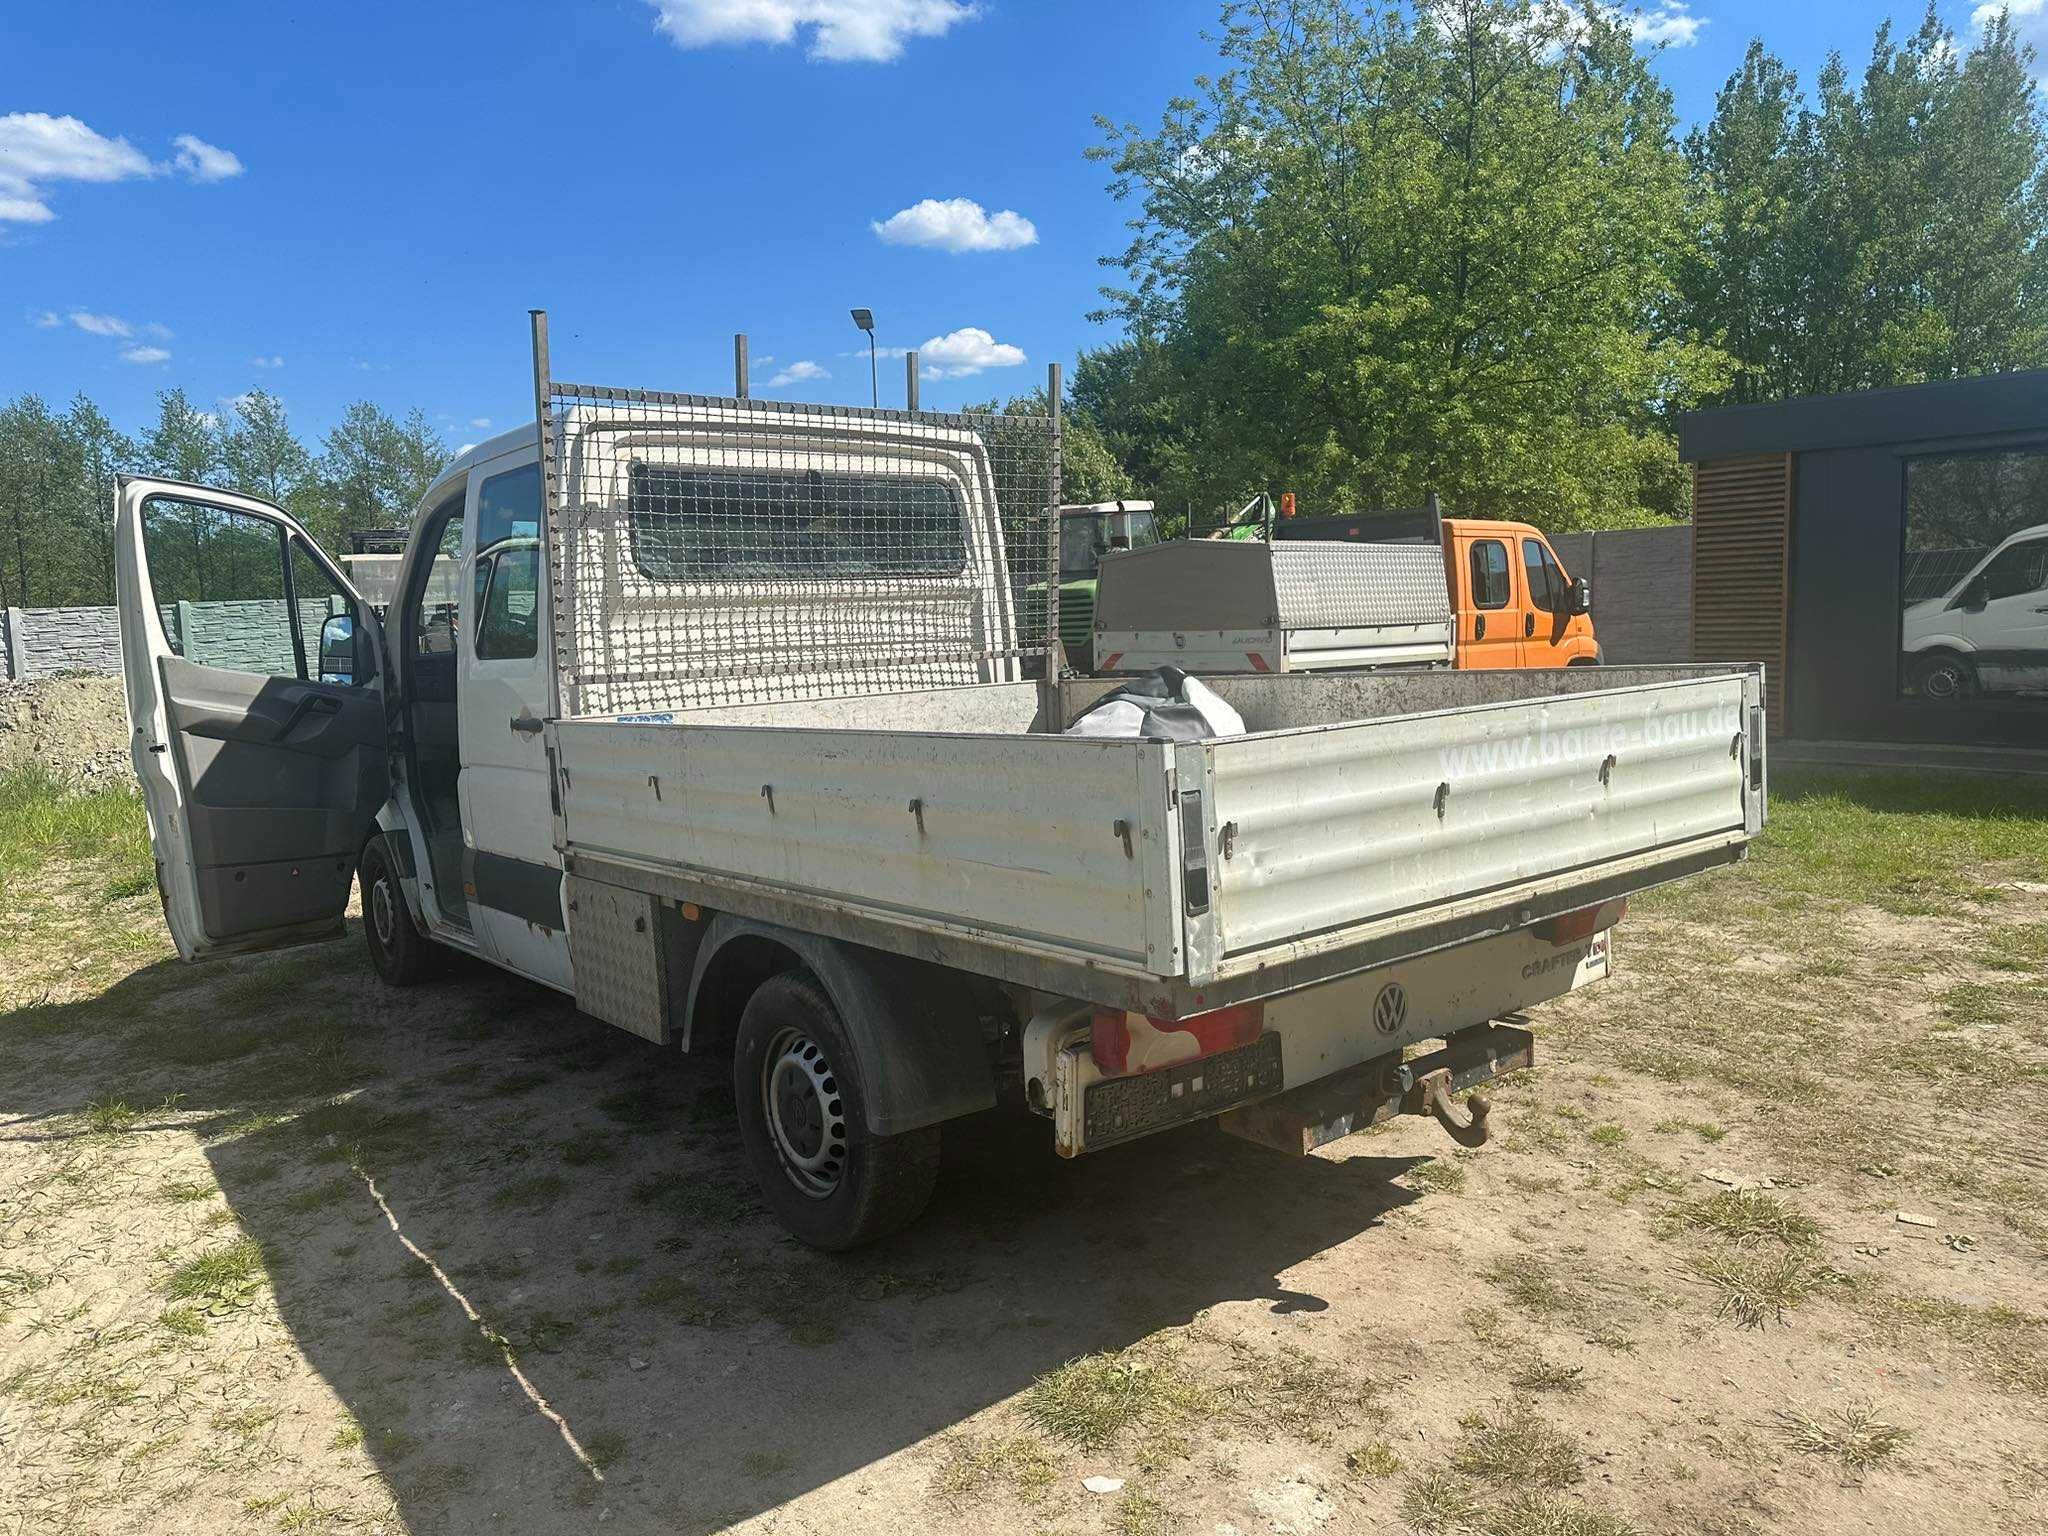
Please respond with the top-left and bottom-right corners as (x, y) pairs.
(318, 614), (356, 686)
(1569, 576), (1591, 616)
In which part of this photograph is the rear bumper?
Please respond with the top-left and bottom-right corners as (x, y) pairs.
(1043, 920), (1604, 1156)
(1217, 1021), (1535, 1155)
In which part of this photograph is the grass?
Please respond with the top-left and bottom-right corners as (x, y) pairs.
(930, 1432), (1058, 1504)
(1777, 1403), (1910, 1472)
(1111, 1487), (1174, 1536)
(1686, 1248), (1827, 1328)
(161, 1235), (266, 1309)
(1670, 1189), (1822, 1248)
(0, 765), (152, 905)
(1756, 769), (2048, 911)
(1449, 1404), (1582, 1490)
(1027, 1348), (1213, 1451)
(583, 1430), (627, 1471)
(1346, 1439), (1404, 1479)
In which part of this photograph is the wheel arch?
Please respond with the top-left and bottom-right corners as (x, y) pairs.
(681, 914), (999, 1137)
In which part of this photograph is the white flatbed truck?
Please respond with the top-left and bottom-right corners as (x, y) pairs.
(114, 318), (1767, 1248)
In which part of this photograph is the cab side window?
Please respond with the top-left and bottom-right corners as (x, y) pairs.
(141, 496), (362, 683)
(414, 509), (464, 660)
(1522, 538), (1565, 615)
(1979, 539), (2048, 601)
(1470, 539), (1511, 609)
(472, 464), (542, 661)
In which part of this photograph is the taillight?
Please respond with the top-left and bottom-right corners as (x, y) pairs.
(1534, 897), (1626, 945)
(1091, 1002), (1265, 1075)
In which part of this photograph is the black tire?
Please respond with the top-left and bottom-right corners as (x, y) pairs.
(1910, 651), (1976, 702)
(359, 836), (438, 986)
(733, 970), (940, 1250)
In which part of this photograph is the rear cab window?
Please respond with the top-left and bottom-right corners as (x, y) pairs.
(625, 465), (966, 581)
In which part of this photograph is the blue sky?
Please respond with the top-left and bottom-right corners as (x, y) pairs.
(3, 0), (2033, 453)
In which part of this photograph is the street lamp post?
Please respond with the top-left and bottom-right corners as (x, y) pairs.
(850, 307), (877, 409)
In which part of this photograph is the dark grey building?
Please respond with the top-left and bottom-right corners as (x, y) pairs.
(1678, 371), (2048, 755)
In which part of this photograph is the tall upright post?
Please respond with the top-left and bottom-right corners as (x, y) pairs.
(529, 309), (566, 721)
(1043, 361), (1064, 720)
(735, 334), (749, 399)
(905, 351), (919, 412)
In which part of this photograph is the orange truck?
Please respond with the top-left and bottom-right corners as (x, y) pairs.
(1277, 504), (1600, 670)
(1091, 496), (1599, 676)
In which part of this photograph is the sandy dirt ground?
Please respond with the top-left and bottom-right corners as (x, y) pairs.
(3, 755), (2046, 1536)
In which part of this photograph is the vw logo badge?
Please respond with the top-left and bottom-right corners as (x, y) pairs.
(1373, 982), (1407, 1035)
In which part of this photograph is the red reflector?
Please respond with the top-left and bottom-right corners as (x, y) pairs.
(1244, 652), (1272, 672)
(1534, 897), (1626, 945)
(1091, 1002), (1265, 1075)
(1098, 652), (1124, 672)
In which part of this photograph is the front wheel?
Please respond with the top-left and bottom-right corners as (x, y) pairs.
(1910, 651), (1976, 702)
(359, 836), (439, 986)
(733, 971), (940, 1250)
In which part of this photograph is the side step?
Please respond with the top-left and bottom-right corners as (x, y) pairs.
(1217, 1022), (1535, 1156)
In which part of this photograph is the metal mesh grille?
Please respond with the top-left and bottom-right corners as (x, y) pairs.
(537, 383), (1059, 717)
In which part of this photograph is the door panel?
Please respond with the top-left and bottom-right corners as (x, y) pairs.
(114, 476), (386, 959)
(1458, 536), (1524, 669)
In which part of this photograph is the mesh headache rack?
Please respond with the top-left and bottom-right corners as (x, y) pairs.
(529, 312), (1063, 718)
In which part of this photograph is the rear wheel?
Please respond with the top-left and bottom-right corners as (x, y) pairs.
(359, 836), (438, 986)
(733, 971), (939, 1250)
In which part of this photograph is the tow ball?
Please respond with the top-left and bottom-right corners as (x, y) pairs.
(1407, 1066), (1493, 1148)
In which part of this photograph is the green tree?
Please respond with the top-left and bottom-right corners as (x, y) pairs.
(142, 388), (223, 485)
(316, 402), (451, 538)
(1692, 6), (2048, 402)
(61, 395), (135, 604)
(1680, 41), (1807, 404)
(221, 389), (313, 506)
(1089, 0), (1721, 530)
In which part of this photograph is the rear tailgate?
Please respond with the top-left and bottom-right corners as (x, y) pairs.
(1185, 671), (1762, 981)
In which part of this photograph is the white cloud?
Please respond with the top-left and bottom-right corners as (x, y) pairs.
(456, 442), (477, 456)
(1506, 2), (1704, 53)
(470, 416), (493, 429)
(1976, 0), (2048, 84)
(766, 359), (830, 386)
(171, 134), (242, 183)
(251, 354), (284, 368)
(872, 196), (1037, 253)
(69, 310), (132, 338)
(0, 113), (152, 223)
(0, 113), (243, 222)
(645, 0), (976, 62)
(1630, 2), (1703, 47)
(29, 310), (60, 327)
(916, 326), (1025, 378)
(120, 345), (170, 365)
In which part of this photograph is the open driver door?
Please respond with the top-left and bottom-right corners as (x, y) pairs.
(114, 476), (389, 959)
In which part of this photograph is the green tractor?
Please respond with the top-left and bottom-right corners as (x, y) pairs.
(1026, 501), (1161, 672)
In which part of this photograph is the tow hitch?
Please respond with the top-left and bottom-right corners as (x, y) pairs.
(1218, 1021), (1534, 1157)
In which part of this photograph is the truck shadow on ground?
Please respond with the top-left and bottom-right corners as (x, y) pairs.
(10, 930), (1426, 1534)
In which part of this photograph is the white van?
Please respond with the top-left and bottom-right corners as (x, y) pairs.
(1902, 523), (2048, 699)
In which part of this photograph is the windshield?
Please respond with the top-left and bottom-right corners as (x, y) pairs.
(1060, 509), (1160, 576)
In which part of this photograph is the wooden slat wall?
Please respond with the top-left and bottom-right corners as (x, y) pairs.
(1691, 452), (1793, 735)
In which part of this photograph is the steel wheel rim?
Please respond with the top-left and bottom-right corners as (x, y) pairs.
(370, 873), (397, 948)
(1924, 662), (1964, 700)
(762, 1027), (847, 1200)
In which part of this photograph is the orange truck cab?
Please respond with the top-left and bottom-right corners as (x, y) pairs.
(1442, 518), (1600, 669)
(1269, 504), (1598, 670)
